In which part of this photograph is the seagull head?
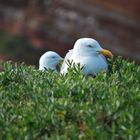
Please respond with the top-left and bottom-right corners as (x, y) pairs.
(73, 38), (113, 58)
(39, 51), (63, 71)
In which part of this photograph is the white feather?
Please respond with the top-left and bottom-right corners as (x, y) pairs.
(39, 51), (63, 71)
(61, 38), (108, 75)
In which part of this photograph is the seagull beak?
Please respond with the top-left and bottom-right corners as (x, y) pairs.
(59, 58), (64, 65)
(56, 58), (64, 71)
(97, 49), (113, 58)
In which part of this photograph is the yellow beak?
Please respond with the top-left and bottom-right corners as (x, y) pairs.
(98, 49), (113, 58)
(56, 59), (64, 71)
(59, 59), (64, 66)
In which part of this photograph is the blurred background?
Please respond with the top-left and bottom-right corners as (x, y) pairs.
(0, 0), (140, 67)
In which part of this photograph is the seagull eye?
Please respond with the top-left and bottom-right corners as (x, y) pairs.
(87, 45), (93, 48)
(52, 56), (56, 59)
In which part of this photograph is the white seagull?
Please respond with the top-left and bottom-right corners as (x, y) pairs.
(39, 51), (63, 71)
(61, 38), (113, 75)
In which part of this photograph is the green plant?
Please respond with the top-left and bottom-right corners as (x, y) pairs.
(0, 57), (140, 140)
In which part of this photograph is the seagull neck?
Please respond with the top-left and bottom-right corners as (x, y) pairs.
(39, 64), (56, 71)
(48, 65), (56, 70)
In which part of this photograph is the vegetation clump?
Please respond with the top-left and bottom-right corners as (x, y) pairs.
(0, 57), (140, 140)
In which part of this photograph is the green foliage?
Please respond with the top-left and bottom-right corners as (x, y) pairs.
(0, 57), (140, 140)
(0, 30), (31, 55)
(0, 30), (44, 65)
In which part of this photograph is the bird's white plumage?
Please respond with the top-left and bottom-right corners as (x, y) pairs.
(39, 51), (63, 71)
(60, 49), (73, 74)
(61, 38), (109, 75)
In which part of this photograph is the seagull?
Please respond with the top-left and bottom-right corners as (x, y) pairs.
(61, 38), (113, 75)
(39, 51), (63, 72)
